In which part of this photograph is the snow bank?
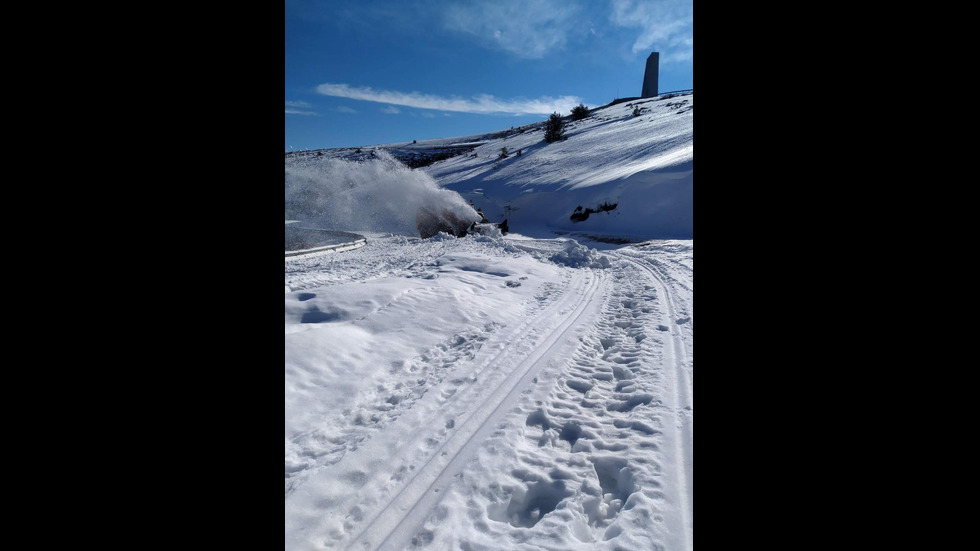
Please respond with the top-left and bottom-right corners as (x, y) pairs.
(549, 240), (612, 269)
(464, 230), (610, 269)
(285, 235), (569, 501)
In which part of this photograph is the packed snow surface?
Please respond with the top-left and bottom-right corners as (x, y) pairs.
(286, 93), (692, 550)
(285, 234), (692, 550)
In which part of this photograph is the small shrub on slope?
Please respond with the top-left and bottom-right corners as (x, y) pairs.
(570, 103), (589, 120)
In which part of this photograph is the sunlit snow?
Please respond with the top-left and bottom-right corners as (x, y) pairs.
(286, 93), (693, 551)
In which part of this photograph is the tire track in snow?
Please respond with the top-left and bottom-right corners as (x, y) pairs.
(613, 251), (693, 551)
(398, 251), (690, 550)
(433, 257), (673, 549)
(285, 322), (499, 499)
(345, 269), (606, 551)
(481, 258), (666, 543)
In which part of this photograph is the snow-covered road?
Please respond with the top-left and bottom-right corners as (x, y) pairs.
(285, 234), (692, 550)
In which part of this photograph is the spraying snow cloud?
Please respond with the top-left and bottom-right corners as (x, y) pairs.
(285, 150), (478, 236)
(316, 83), (582, 116)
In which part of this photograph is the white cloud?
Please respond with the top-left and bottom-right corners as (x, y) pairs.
(285, 100), (316, 115)
(610, 0), (693, 63)
(441, 0), (580, 59)
(317, 83), (582, 115)
(335, 106), (358, 114)
(382, 106), (401, 114)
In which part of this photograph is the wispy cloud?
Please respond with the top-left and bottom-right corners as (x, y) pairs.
(285, 100), (317, 115)
(317, 83), (582, 115)
(441, 0), (580, 59)
(610, 0), (693, 63)
(335, 106), (358, 114)
(382, 106), (401, 114)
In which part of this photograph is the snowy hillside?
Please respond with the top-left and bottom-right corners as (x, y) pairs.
(286, 92), (692, 243)
(285, 92), (693, 550)
(425, 94), (692, 242)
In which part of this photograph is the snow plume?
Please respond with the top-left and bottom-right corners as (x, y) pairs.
(284, 150), (478, 236)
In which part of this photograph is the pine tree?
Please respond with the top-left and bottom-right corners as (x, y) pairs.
(543, 112), (565, 143)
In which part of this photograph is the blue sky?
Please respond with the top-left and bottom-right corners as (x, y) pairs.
(285, 0), (693, 152)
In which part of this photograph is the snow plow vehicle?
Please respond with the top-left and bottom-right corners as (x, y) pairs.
(416, 207), (508, 238)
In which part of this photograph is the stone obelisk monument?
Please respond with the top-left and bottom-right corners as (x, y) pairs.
(641, 52), (659, 98)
